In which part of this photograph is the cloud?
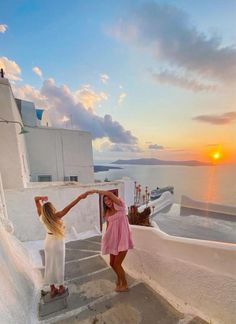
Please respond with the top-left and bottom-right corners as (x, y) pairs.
(32, 66), (43, 78)
(193, 112), (236, 125)
(40, 79), (137, 144)
(151, 70), (217, 92)
(110, 2), (236, 84)
(12, 84), (49, 109)
(74, 85), (108, 109)
(100, 74), (109, 84)
(0, 56), (21, 81)
(118, 92), (127, 104)
(148, 144), (164, 150)
(0, 24), (7, 33)
(8, 54), (136, 143)
(109, 143), (142, 152)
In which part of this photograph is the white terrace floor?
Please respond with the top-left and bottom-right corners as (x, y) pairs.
(37, 235), (207, 324)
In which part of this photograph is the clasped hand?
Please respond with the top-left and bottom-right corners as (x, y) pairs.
(79, 189), (99, 199)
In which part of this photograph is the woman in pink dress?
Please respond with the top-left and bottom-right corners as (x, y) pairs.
(92, 189), (134, 292)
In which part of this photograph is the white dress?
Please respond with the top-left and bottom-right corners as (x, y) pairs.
(40, 216), (65, 285)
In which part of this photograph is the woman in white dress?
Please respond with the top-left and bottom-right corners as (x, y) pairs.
(34, 193), (89, 298)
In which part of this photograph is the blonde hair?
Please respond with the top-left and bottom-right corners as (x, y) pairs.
(41, 202), (65, 238)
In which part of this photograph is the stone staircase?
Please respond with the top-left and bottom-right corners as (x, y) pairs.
(38, 236), (207, 324)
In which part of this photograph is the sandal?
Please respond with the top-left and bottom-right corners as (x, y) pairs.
(58, 286), (66, 295)
(50, 288), (59, 298)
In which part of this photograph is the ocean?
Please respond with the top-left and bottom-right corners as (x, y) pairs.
(94, 163), (236, 207)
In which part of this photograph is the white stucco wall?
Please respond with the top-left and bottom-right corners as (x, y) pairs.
(0, 224), (41, 324)
(0, 78), (29, 189)
(120, 226), (236, 324)
(0, 78), (94, 188)
(4, 181), (126, 241)
(122, 177), (135, 207)
(138, 191), (174, 213)
(24, 126), (94, 183)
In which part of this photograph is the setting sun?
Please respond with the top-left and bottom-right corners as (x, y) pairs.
(212, 151), (221, 160)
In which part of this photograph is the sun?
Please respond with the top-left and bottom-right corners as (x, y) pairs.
(212, 151), (221, 161)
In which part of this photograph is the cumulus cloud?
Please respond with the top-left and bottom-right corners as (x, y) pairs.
(193, 112), (236, 125)
(110, 2), (236, 85)
(32, 66), (43, 78)
(151, 70), (217, 92)
(100, 74), (109, 84)
(148, 144), (164, 150)
(74, 85), (108, 109)
(118, 92), (127, 104)
(0, 24), (7, 33)
(0, 56), (21, 81)
(40, 79), (137, 144)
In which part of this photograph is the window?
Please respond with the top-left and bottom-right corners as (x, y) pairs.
(38, 175), (52, 182)
(69, 176), (78, 182)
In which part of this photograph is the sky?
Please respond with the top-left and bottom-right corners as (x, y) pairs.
(0, 0), (236, 163)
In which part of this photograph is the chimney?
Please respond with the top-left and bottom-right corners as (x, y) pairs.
(0, 68), (5, 78)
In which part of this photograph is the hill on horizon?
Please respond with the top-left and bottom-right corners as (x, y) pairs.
(111, 158), (212, 166)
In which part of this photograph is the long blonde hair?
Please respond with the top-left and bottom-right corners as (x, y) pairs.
(41, 202), (65, 238)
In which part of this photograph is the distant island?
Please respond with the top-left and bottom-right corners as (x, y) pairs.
(94, 165), (122, 173)
(111, 158), (212, 167)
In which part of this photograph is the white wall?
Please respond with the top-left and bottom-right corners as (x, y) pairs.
(0, 224), (41, 324)
(0, 173), (14, 233)
(138, 191), (174, 213)
(4, 181), (125, 241)
(0, 78), (94, 188)
(122, 177), (135, 207)
(120, 226), (236, 324)
(25, 126), (94, 183)
(0, 78), (29, 189)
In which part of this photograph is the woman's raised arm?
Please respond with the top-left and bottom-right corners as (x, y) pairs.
(94, 189), (123, 206)
(34, 196), (48, 217)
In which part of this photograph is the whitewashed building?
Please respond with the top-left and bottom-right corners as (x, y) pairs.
(0, 76), (94, 188)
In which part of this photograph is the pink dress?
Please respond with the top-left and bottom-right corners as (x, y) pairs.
(101, 199), (134, 255)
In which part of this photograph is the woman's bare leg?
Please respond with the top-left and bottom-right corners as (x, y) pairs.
(110, 254), (120, 287)
(113, 251), (128, 291)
